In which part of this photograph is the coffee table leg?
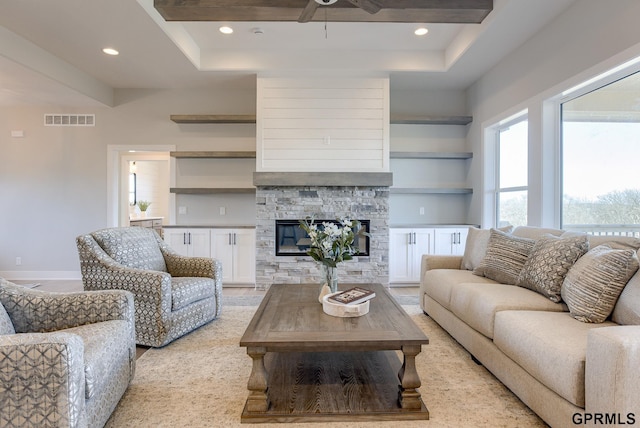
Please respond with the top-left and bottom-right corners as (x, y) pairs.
(398, 344), (422, 410)
(246, 346), (269, 412)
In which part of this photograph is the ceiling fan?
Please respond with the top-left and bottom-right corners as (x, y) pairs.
(299, 0), (382, 23)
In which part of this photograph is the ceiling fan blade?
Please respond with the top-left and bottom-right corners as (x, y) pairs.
(298, 0), (320, 23)
(346, 0), (382, 14)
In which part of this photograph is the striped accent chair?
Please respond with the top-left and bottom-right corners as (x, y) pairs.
(0, 277), (135, 428)
(76, 227), (222, 347)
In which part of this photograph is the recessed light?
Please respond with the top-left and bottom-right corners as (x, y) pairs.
(102, 47), (119, 56)
(414, 27), (429, 36)
(219, 26), (233, 35)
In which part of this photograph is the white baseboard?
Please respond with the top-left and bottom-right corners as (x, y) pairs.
(0, 271), (82, 281)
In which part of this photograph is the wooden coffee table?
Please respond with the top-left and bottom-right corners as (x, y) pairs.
(239, 283), (429, 423)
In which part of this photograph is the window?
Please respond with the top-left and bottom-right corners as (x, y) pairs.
(561, 71), (640, 236)
(496, 118), (528, 228)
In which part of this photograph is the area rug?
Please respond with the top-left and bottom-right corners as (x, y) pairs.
(105, 303), (547, 428)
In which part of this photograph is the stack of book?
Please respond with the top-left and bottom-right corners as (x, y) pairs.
(327, 287), (376, 305)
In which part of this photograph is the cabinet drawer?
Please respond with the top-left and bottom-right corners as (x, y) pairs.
(131, 220), (153, 228)
(152, 219), (163, 227)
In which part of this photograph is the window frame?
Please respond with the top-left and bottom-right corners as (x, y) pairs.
(494, 115), (529, 228)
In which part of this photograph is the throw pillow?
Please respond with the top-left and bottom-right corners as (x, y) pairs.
(473, 228), (535, 284)
(517, 234), (590, 302)
(0, 300), (15, 335)
(461, 225), (514, 271)
(561, 245), (639, 323)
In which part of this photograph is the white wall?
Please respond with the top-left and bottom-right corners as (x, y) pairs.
(0, 87), (256, 278)
(466, 0), (640, 228)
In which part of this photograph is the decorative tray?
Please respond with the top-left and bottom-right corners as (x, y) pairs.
(322, 292), (370, 318)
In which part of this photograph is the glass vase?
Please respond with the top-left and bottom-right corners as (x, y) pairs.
(321, 264), (339, 294)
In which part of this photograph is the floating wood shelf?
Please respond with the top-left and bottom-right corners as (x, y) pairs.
(170, 151), (256, 158)
(390, 187), (473, 195)
(170, 188), (256, 194)
(390, 116), (472, 125)
(390, 151), (473, 159)
(170, 115), (256, 124)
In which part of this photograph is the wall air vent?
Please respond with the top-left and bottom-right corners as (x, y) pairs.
(44, 114), (95, 126)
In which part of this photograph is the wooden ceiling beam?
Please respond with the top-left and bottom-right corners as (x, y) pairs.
(154, 0), (493, 23)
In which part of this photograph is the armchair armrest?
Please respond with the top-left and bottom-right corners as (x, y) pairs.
(0, 332), (86, 428)
(420, 254), (463, 282)
(585, 325), (640, 416)
(157, 236), (223, 303)
(0, 280), (134, 334)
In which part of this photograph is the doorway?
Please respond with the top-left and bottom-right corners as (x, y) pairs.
(107, 145), (176, 227)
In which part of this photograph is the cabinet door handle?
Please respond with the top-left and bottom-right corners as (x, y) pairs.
(183, 233), (187, 245)
(188, 233), (192, 245)
(228, 233), (232, 245)
(457, 232), (461, 245)
(412, 232), (416, 245)
(233, 233), (237, 245)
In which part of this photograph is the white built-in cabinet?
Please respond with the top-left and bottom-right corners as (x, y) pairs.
(164, 227), (256, 285)
(164, 228), (211, 257)
(210, 228), (256, 285)
(389, 228), (433, 283)
(433, 227), (469, 256)
(389, 226), (470, 283)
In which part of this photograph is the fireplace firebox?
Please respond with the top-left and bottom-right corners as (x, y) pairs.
(275, 219), (370, 257)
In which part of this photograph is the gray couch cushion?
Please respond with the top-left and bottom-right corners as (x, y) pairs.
(0, 299), (15, 335)
(517, 234), (590, 302)
(562, 244), (639, 323)
(91, 227), (167, 272)
(422, 269), (497, 310)
(494, 311), (616, 407)
(450, 282), (567, 339)
(612, 270), (640, 325)
(171, 277), (216, 311)
(473, 229), (535, 284)
(62, 319), (132, 400)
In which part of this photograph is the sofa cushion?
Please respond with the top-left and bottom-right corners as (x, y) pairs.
(171, 277), (216, 311)
(0, 299), (15, 335)
(562, 245), (639, 323)
(62, 319), (132, 400)
(461, 225), (513, 271)
(612, 269), (640, 325)
(494, 311), (616, 407)
(517, 234), (590, 302)
(450, 283), (566, 339)
(91, 227), (167, 272)
(512, 226), (564, 240)
(473, 229), (535, 284)
(422, 269), (498, 310)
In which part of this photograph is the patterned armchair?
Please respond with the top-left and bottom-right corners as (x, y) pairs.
(0, 277), (135, 428)
(76, 227), (222, 347)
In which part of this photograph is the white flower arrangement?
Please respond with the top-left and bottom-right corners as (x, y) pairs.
(299, 216), (368, 268)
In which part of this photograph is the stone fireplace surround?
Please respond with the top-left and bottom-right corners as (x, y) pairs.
(254, 172), (391, 290)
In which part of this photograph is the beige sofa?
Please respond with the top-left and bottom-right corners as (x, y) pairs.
(420, 226), (640, 428)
